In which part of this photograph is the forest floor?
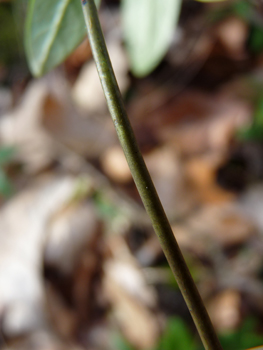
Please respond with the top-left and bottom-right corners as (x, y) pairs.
(0, 1), (263, 349)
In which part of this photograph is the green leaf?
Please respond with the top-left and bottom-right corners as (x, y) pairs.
(25, 0), (100, 77)
(0, 146), (16, 166)
(0, 3), (21, 65)
(156, 317), (197, 350)
(219, 318), (263, 350)
(0, 169), (14, 198)
(122, 0), (181, 77)
(195, 0), (228, 2)
(111, 333), (136, 350)
(248, 25), (263, 54)
(232, 0), (252, 20)
(237, 96), (263, 141)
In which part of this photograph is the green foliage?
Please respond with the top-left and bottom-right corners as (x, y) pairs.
(156, 317), (197, 350)
(0, 146), (16, 166)
(248, 25), (263, 54)
(0, 170), (14, 198)
(233, 0), (263, 55)
(0, 147), (16, 198)
(219, 319), (263, 350)
(25, 0), (100, 77)
(121, 0), (181, 77)
(231, 0), (252, 20)
(24, 0), (235, 78)
(195, 0), (227, 2)
(113, 317), (197, 350)
(112, 333), (136, 350)
(24, 0), (180, 78)
(0, 4), (21, 65)
(113, 316), (263, 350)
(238, 97), (263, 141)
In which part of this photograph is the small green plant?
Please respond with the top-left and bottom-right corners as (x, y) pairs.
(113, 317), (263, 350)
(0, 146), (16, 198)
(219, 319), (263, 350)
(238, 97), (263, 141)
(113, 317), (197, 350)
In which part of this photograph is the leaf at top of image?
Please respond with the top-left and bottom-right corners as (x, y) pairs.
(194, 0), (228, 2)
(121, 0), (182, 77)
(25, 0), (100, 77)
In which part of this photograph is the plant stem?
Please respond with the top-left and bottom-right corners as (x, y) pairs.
(80, 1), (223, 349)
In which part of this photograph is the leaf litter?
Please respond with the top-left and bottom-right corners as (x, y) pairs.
(1, 1), (263, 349)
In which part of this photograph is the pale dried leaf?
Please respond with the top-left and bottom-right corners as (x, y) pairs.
(101, 146), (132, 183)
(207, 289), (241, 331)
(0, 175), (90, 336)
(0, 80), (57, 172)
(45, 201), (100, 274)
(144, 147), (195, 218)
(72, 40), (129, 113)
(104, 236), (158, 349)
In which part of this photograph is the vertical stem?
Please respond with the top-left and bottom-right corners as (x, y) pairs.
(80, 1), (223, 349)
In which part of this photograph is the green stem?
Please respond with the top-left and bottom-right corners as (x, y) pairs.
(80, 1), (223, 349)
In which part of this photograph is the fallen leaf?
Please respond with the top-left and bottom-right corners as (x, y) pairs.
(0, 174), (95, 337)
(104, 235), (159, 349)
(100, 146), (132, 184)
(216, 17), (248, 58)
(207, 289), (241, 332)
(144, 147), (196, 218)
(72, 40), (129, 113)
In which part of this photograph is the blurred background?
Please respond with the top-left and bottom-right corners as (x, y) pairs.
(0, 0), (263, 349)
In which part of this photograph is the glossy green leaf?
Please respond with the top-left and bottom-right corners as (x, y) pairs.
(25, 0), (99, 77)
(122, 0), (181, 77)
